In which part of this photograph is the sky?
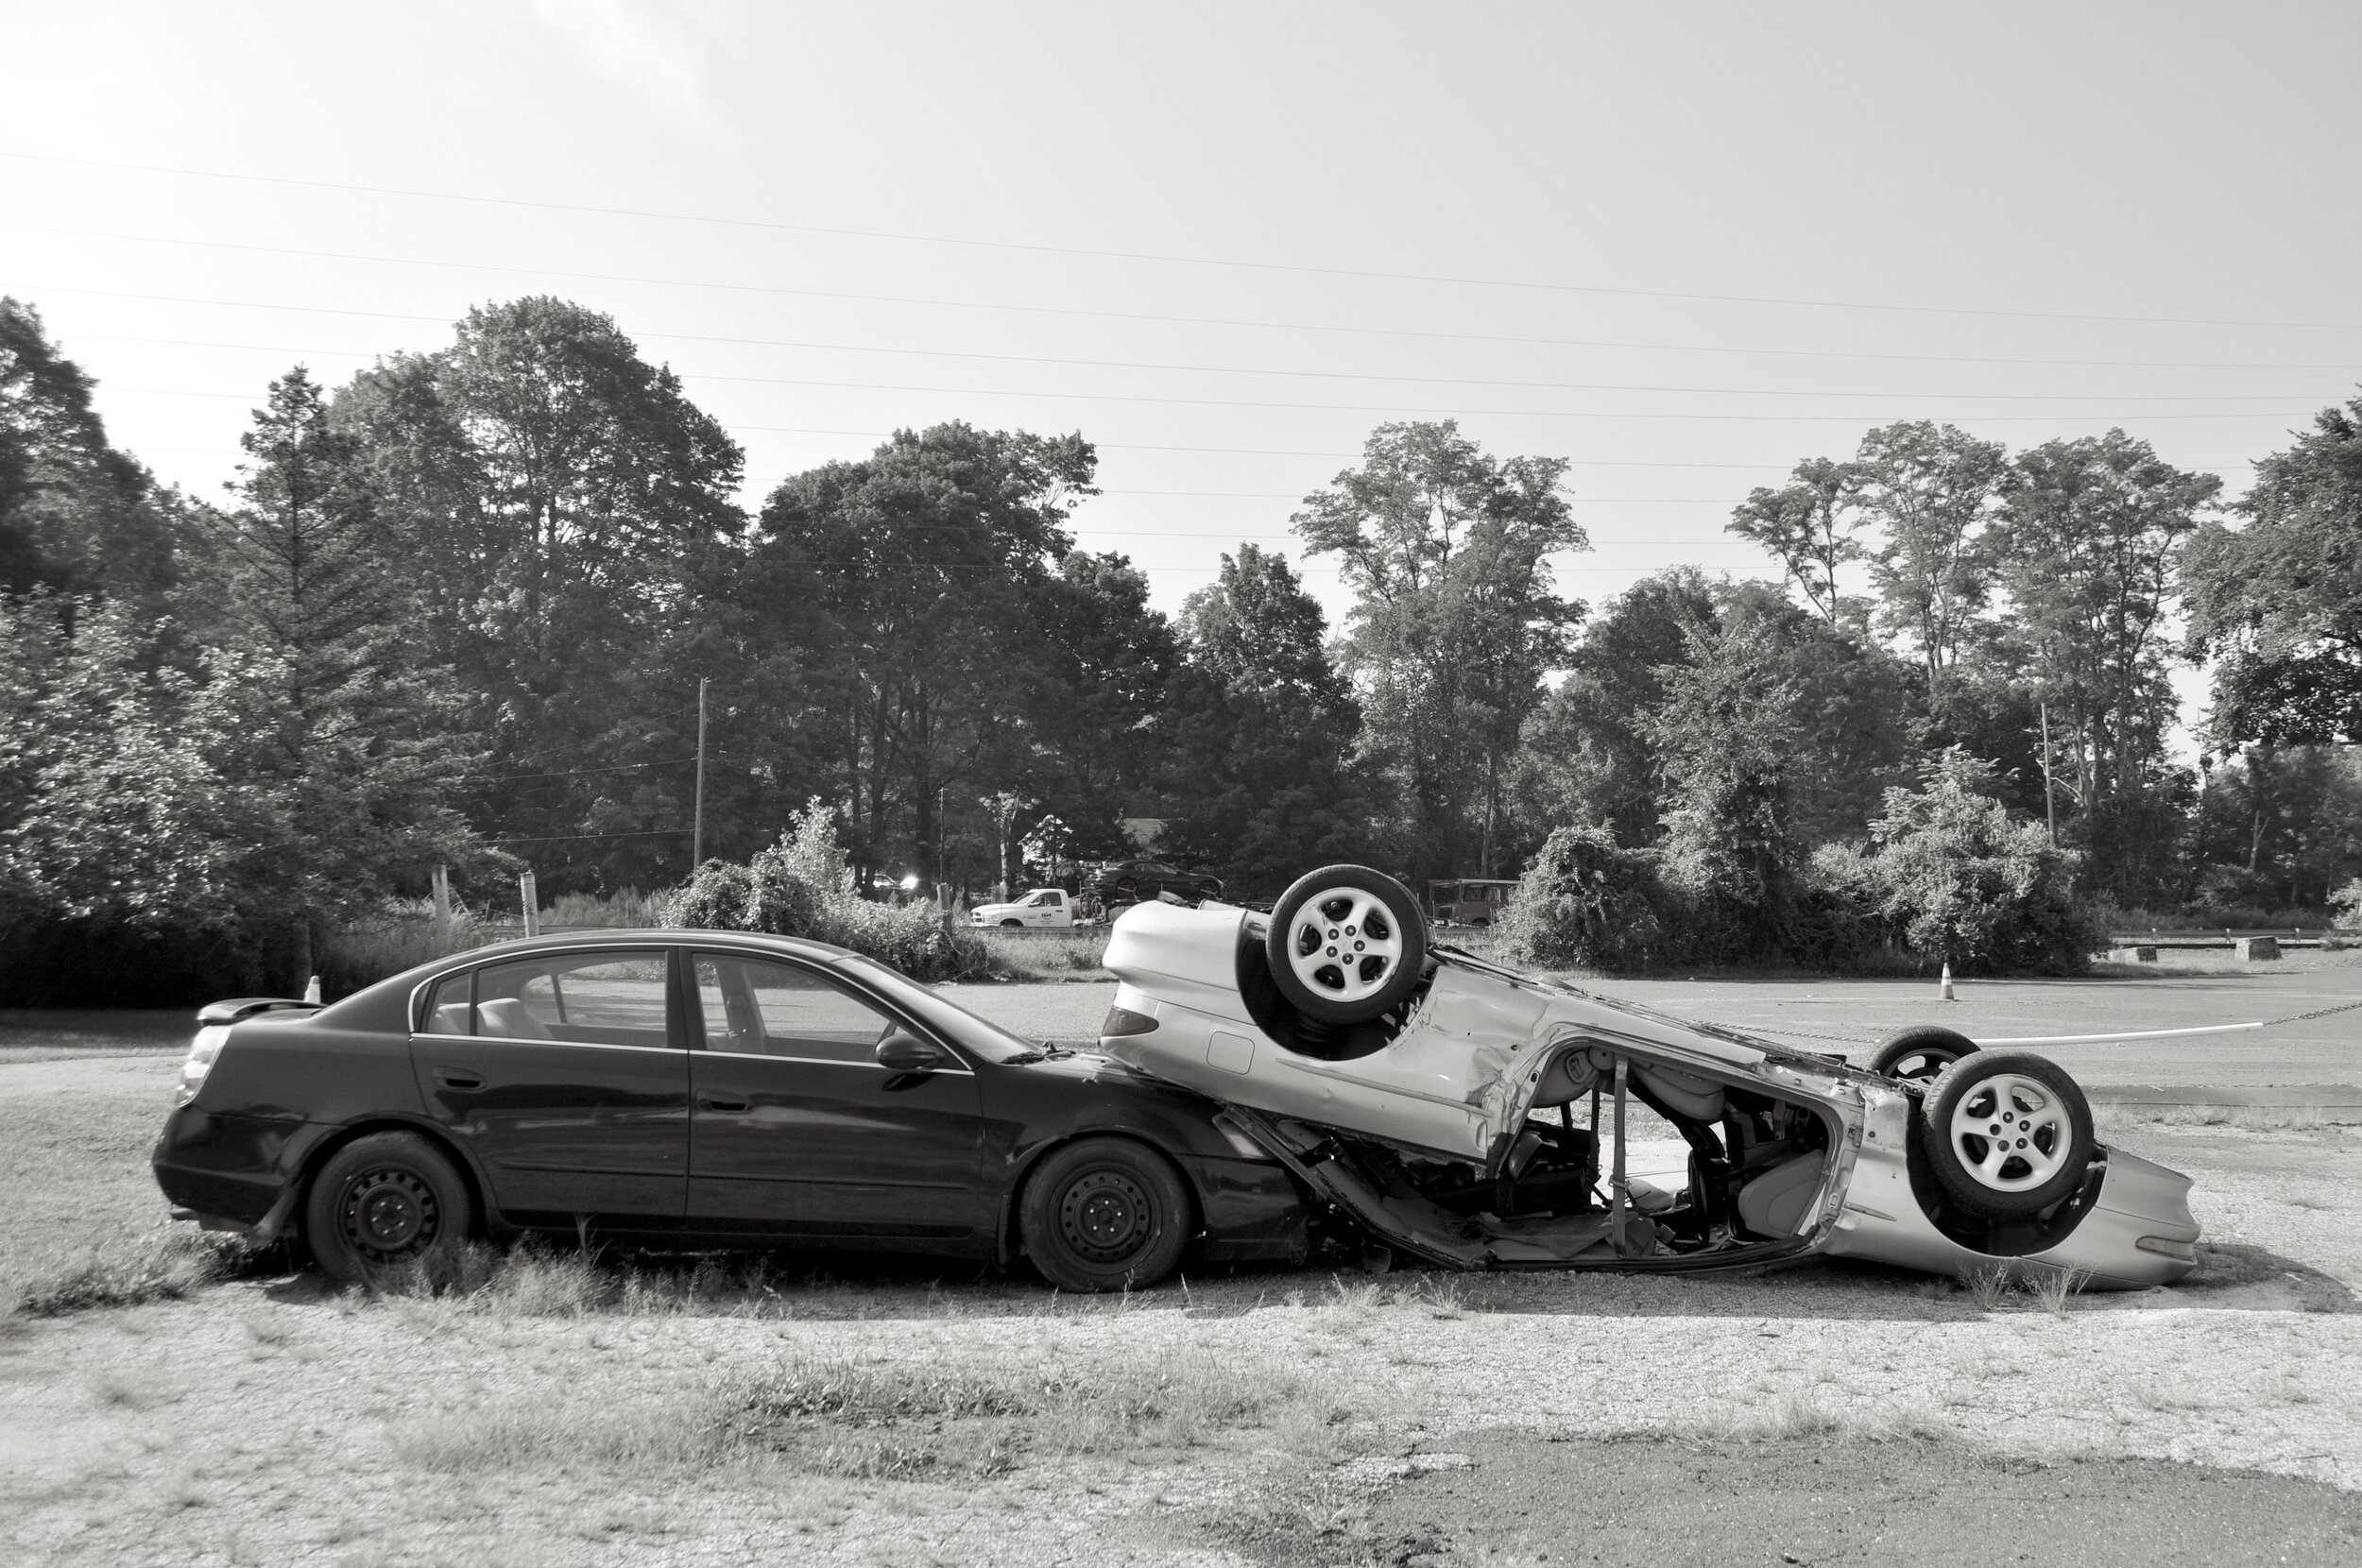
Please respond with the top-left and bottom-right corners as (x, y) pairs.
(5, 1), (2359, 683)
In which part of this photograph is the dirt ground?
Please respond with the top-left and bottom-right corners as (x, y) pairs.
(5, 962), (2361, 1566)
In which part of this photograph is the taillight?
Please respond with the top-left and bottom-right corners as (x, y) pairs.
(1100, 1005), (1158, 1038)
(177, 1025), (231, 1107)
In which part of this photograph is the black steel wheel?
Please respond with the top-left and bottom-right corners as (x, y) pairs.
(1870, 1025), (1979, 1084)
(1020, 1136), (1190, 1292)
(1918, 1050), (2095, 1220)
(1264, 864), (1429, 1025)
(304, 1131), (474, 1287)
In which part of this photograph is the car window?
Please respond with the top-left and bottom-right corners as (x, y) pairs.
(696, 954), (897, 1064)
(1020, 891), (1051, 907)
(421, 972), (472, 1035)
(471, 951), (673, 1048)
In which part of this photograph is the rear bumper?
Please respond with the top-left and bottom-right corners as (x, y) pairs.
(151, 1107), (322, 1238)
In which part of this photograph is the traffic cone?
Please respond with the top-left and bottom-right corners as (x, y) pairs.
(303, 975), (322, 1004)
(1938, 963), (1955, 1002)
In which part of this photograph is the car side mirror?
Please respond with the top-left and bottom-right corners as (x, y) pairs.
(876, 1031), (945, 1072)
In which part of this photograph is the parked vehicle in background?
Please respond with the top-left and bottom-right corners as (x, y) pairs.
(971, 888), (1081, 928)
(152, 929), (1307, 1292)
(1094, 860), (1223, 905)
(1429, 877), (1517, 926)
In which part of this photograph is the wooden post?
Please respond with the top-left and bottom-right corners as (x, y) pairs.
(431, 863), (452, 952)
(692, 675), (709, 870)
(520, 870), (539, 938)
(2039, 701), (2059, 847)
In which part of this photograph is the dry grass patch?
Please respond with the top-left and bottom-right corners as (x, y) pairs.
(9, 1228), (252, 1318)
(974, 926), (1109, 979)
(385, 1338), (1379, 1489)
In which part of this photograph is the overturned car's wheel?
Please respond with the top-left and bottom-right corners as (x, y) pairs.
(1020, 1136), (1191, 1293)
(305, 1131), (475, 1287)
(1918, 1050), (2094, 1220)
(1870, 1025), (1978, 1083)
(1265, 864), (1428, 1025)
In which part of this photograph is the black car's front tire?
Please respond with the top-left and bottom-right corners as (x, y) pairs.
(1020, 1136), (1191, 1292)
(305, 1131), (476, 1287)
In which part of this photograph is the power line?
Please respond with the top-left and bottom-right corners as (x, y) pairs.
(103, 381), (2322, 425)
(26, 281), (2362, 374)
(53, 326), (2336, 404)
(10, 149), (2359, 332)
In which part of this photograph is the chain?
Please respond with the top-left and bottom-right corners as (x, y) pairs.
(2258, 996), (2362, 1028)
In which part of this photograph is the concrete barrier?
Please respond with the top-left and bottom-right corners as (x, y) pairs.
(2235, 935), (2282, 962)
(2110, 945), (2159, 963)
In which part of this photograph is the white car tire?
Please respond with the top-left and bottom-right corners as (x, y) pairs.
(1264, 865), (1428, 1025)
(1918, 1050), (2094, 1220)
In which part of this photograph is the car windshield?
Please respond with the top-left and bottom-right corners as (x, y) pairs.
(830, 954), (1047, 1064)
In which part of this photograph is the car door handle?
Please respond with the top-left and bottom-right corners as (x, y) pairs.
(434, 1068), (485, 1091)
(698, 1096), (752, 1113)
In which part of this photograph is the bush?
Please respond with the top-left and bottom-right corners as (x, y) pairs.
(1496, 825), (1676, 972)
(1848, 751), (2103, 976)
(2331, 878), (2362, 933)
(659, 800), (988, 982)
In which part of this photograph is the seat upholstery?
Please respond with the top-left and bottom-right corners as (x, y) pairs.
(476, 997), (554, 1041)
(1735, 1153), (1824, 1236)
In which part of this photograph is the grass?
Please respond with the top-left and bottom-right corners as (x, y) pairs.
(1953, 1261), (2090, 1315)
(974, 926), (1110, 979)
(385, 1338), (1376, 1484)
(2096, 1101), (2362, 1134)
(10, 1229), (252, 1317)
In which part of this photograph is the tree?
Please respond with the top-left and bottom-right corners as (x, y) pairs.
(1159, 545), (1371, 895)
(1854, 420), (2007, 696)
(0, 298), (181, 602)
(1849, 751), (2099, 976)
(1643, 619), (1805, 961)
(1508, 568), (1715, 848)
(2183, 392), (2362, 748)
(333, 298), (747, 890)
(199, 366), (482, 976)
(1997, 430), (2217, 902)
(1725, 455), (1860, 624)
(754, 421), (1097, 884)
(1294, 420), (1586, 879)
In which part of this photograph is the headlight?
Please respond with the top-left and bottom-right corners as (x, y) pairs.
(176, 1025), (231, 1107)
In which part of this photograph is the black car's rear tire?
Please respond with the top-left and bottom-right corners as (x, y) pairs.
(1918, 1051), (2095, 1220)
(1870, 1025), (1978, 1083)
(1265, 864), (1428, 1024)
(305, 1132), (475, 1288)
(1020, 1136), (1191, 1292)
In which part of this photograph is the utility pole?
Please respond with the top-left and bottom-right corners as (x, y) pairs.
(2039, 701), (2059, 847)
(692, 676), (709, 868)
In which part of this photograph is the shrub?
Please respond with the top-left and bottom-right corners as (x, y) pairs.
(1496, 825), (1677, 972)
(659, 800), (988, 981)
(2332, 878), (2362, 933)
(1850, 751), (2103, 976)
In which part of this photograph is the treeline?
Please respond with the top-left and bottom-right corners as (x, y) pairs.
(4, 292), (2359, 997)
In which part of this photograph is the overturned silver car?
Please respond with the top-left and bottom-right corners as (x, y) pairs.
(1098, 865), (2199, 1289)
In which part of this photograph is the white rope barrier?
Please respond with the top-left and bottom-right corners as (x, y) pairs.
(1974, 1021), (2266, 1047)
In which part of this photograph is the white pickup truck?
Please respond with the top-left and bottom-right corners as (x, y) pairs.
(969, 888), (1080, 928)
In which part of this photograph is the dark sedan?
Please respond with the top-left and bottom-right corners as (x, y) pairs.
(1093, 860), (1223, 905)
(154, 929), (1309, 1290)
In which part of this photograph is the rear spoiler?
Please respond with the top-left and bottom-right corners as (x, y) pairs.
(196, 997), (323, 1025)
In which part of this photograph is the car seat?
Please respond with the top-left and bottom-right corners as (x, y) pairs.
(476, 997), (554, 1041)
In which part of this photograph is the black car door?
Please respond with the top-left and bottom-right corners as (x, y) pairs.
(685, 951), (985, 1238)
(409, 948), (689, 1222)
